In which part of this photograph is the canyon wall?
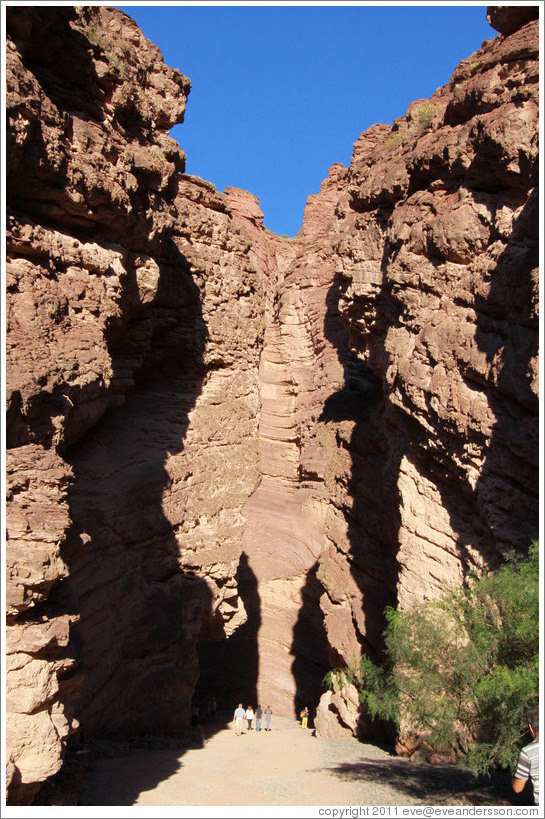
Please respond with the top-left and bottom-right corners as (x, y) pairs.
(310, 8), (540, 737)
(4, 4), (539, 803)
(5, 5), (271, 802)
(239, 6), (539, 733)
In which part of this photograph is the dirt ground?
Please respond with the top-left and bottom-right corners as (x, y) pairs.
(74, 713), (522, 809)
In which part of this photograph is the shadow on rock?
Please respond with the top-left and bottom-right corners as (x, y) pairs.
(291, 563), (331, 723)
(195, 551), (261, 711)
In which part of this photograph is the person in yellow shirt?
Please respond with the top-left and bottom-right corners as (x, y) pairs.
(300, 706), (309, 729)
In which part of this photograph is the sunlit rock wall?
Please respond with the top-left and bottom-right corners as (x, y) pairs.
(5, 5), (269, 802)
(311, 11), (539, 736)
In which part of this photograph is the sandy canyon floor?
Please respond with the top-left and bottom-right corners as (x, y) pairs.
(73, 714), (523, 809)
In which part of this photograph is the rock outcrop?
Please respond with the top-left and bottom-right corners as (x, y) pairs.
(308, 10), (539, 738)
(237, 9), (539, 730)
(4, 4), (539, 803)
(5, 5), (267, 802)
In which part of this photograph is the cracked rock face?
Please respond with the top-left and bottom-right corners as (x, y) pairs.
(307, 13), (539, 739)
(5, 6), (267, 802)
(4, 4), (539, 803)
(236, 13), (538, 734)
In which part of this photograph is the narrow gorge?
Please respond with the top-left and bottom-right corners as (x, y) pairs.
(4, 4), (539, 805)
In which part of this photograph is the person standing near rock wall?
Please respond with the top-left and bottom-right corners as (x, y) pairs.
(234, 703), (245, 736)
(300, 706), (309, 729)
(255, 705), (263, 731)
(245, 705), (254, 731)
(265, 706), (272, 731)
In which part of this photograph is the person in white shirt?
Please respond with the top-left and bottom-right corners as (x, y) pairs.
(245, 705), (254, 730)
(233, 703), (245, 736)
(512, 705), (540, 805)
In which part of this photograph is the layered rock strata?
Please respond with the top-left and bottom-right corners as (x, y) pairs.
(4, 3), (539, 803)
(206, 8), (539, 733)
(5, 5), (269, 802)
(310, 11), (540, 736)
(237, 12), (539, 731)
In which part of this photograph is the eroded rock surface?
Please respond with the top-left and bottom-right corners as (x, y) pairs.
(5, 5), (267, 802)
(307, 14), (539, 738)
(4, 4), (539, 803)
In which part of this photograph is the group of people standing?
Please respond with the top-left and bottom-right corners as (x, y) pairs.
(233, 704), (272, 735)
(232, 703), (312, 734)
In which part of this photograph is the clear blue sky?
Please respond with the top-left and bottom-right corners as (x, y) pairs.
(117, 2), (495, 236)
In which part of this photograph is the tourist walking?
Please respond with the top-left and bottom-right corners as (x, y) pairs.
(300, 706), (309, 729)
(245, 705), (254, 730)
(234, 703), (245, 736)
(265, 706), (272, 731)
(255, 705), (263, 731)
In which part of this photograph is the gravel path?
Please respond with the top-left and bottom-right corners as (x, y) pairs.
(78, 714), (515, 808)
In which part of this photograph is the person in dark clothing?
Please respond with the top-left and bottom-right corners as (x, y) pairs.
(255, 705), (263, 731)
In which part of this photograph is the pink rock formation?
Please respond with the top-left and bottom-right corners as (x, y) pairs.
(4, 4), (539, 803)
(309, 12), (539, 737)
(5, 5), (264, 801)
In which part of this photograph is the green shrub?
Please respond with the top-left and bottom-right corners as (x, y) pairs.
(325, 542), (539, 775)
(385, 132), (407, 150)
(414, 101), (437, 132)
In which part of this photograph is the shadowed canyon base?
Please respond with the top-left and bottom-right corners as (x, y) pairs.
(79, 716), (514, 807)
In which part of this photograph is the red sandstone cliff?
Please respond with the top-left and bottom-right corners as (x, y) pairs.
(229, 8), (539, 737)
(308, 12), (539, 739)
(4, 4), (539, 803)
(5, 6), (269, 802)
